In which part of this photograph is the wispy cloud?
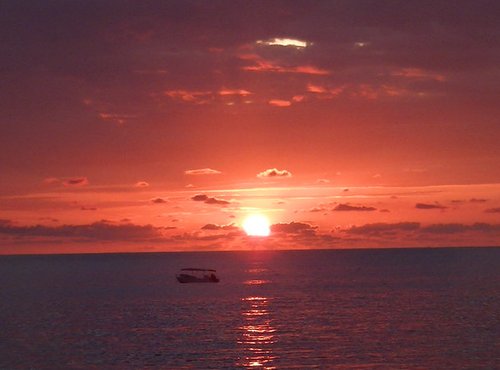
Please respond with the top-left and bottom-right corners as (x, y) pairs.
(164, 90), (212, 103)
(80, 206), (97, 211)
(271, 221), (317, 234)
(98, 112), (135, 126)
(191, 194), (230, 205)
(485, 207), (500, 213)
(151, 197), (167, 204)
(415, 203), (447, 210)
(470, 198), (488, 203)
(343, 222), (500, 239)
(268, 99), (292, 107)
(257, 168), (292, 178)
(63, 177), (89, 187)
(218, 88), (252, 96)
(43, 177), (89, 187)
(241, 56), (330, 75)
(134, 181), (150, 188)
(244, 62), (330, 75)
(345, 222), (421, 235)
(391, 67), (446, 82)
(333, 204), (377, 211)
(201, 223), (239, 231)
(316, 179), (330, 184)
(257, 38), (310, 48)
(422, 223), (500, 234)
(0, 219), (164, 242)
(185, 168), (222, 175)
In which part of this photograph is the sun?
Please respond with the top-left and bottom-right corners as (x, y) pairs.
(242, 214), (271, 237)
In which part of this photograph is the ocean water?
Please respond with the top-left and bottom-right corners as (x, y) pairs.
(1, 248), (499, 369)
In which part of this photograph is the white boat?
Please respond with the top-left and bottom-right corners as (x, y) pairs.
(176, 268), (220, 283)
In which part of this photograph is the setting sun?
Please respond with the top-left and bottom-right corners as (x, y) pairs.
(242, 215), (271, 237)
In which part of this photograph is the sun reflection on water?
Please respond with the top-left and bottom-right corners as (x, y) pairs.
(243, 279), (271, 286)
(237, 295), (277, 369)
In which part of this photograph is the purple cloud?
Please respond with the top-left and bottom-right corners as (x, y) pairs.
(415, 203), (447, 210)
(151, 197), (167, 204)
(201, 223), (239, 231)
(484, 207), (500, 213)
(271, 221), (317, 234)
(333, 204), (377, 211)
(470, 198), (488, 203)
(345, 222), (421, 235)
(191, 194), (230, 205)
(191, 194), (209, 202)
(422, 223), (500, 234)
(80, 206), (97, 211)
(204, 197), (230, 205)
(0, 220), (164, 241)
(63, 177), (89, 187)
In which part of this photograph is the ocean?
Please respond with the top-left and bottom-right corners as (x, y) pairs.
(1, 248), (499, 369)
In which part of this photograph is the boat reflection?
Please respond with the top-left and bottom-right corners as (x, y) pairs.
(237, 296), (277, 369)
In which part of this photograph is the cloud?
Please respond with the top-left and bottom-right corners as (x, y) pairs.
(256, 38), (310, 48)
(316, 179), (330, 184)
(241, 57), (330, 75)
(307, 83), (345, 98)
(164, 90), (212, 103)
(271, 221), (317, 234)
(309, 207), (327, 213)
(43, 177), (61, 185)
(257, 168), (292, 178)
(391, 67), (446, 82)
(98, 112), (135, 126)
(204, 197), (230, 205)
(44, 177), (89, 187)
(164, 88), (252, 105)
(134, 181), (150, 188)
(80, 206), (97, 211)
(470, 198), (488, 203)
(333, 204), (377, 211)
(185, 168), (222, 175)
(63, 177), (89, 187)
(421, 223), (500, 234)
(192, 194), (209, 202)
(218, 88), (252, 96)
(201, 223), (239, 231)
(0, 219), (164, 242)
(268, 99), (292, 107)
(151, 198), (167, 204)
(345, 222), (421, 235)
(191, 194), (230, 205)
(415, 203), (447, 210)
(485, 207), (500, 213)
(343, 222), (500, 239)
(307, 83), (328, 93)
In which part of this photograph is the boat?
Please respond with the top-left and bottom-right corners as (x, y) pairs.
(176, 268), (220, 283)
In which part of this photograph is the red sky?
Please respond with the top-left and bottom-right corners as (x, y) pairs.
(1, 1), (499, 254)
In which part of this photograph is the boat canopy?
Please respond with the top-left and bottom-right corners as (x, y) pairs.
(180, 268), (216, 272)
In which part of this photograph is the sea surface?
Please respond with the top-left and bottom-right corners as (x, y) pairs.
(1, 248), (499, 369)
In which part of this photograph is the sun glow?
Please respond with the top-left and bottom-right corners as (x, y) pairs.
(243, 215), (271, 237)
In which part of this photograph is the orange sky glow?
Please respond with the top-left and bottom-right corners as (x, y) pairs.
(0, 1), (499, 254)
